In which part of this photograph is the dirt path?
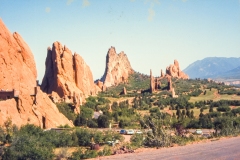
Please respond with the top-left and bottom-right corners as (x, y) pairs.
(98, 136), (240, 160)
(213, 90), (220, 99)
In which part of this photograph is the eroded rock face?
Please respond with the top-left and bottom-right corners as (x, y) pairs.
(166, 60), (189, 79)
(120, 87), (127, 95)
(150, 69), (155, 93)
(41, 41), (100, 112)
(0, 19), (73, 128)
(96, 80), (106, 92)
(74, 53), (97, 96)
(100, 46), (134, 87)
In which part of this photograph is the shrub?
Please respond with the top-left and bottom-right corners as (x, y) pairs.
(87, 119), (98, 128)
(217, 105), (231, 112)
(0, 126), (5, 144)
(74, 107), (94, 127)
(130, 133), (144, 148)
(55, 147), (71, 160)
(149, 107), (160, 113)
(56, 102), (76, 122)
(119, 118), (131, 128)
(97, 115), (110, 128)
(102, 130), (124, 143)
(208, 111), (221, 118)
(98, 146), (112, 156)
(75, 128), (92, 146)
(70, 148), (84, 160)
(97, 97), (111, 105)
(171, 136), (192, 146)
(43, 130), (77, 147)
(71, 146), (109, 159)
(232, 107), (240, 115)
(82, 149), (98, 159)
(3, 125), (54, 160)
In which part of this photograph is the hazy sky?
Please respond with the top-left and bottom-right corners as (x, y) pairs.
(0, 0), (240, 81)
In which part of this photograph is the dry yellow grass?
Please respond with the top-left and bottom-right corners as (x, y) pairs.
(105, 97), (134, 104)
(54, 147), (78, 158)
(189, 88), (240, 103)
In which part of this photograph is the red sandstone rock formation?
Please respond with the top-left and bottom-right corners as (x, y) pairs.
(96, 80), (106, 92)
(100, 46), (134, 87)
(167, 76), (173, 91)
(161, 69), (164, 77)
(41, 41), (100, 112)
(149, 69), (163, 93)
(0, 19), (73, 128)
(120, 87), (127, 95)
(150, 69), (155, 93)
(166, 60), (189, 79)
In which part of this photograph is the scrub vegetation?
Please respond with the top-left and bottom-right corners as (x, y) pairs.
(1, 73), (240, 159)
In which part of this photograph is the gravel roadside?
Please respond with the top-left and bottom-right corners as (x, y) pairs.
(97, 136), (240, 160)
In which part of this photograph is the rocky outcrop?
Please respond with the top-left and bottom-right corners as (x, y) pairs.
(166, 60), (189, 79)
(0, 19), (73, 128)
(96, 80), (106, 92)
(149, 69), (162, 93)
(161, 69), (164, 77)
(150, 69), (155, 93)
(41, 41), (100, 112)
(167, 76), (172, 91)
(100, 46), (134, 87)
(120, 87), (127, 95)
(149, 60), (188, 93)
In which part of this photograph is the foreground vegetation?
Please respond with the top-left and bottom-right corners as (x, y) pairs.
(0, 119), (122, 159)
(1, 73), (240, 159)
(56, 73), (240, 131)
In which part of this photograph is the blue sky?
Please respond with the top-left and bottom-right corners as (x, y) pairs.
(0, 0), (240, 81)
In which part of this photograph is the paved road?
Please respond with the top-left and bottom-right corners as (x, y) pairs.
(101, 136), (240, 160)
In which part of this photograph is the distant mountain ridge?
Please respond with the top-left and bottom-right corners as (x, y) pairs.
(183, 57), (240, 79)
(216, 66), (240, 79)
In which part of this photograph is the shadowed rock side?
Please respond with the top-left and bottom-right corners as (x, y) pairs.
(0, 19), (73, 128)
(41, 41), (100, 111)
(74, 53), (99, 96)
(100, 46), (134, 88)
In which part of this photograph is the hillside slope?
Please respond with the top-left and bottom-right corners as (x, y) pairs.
(183, 57), (240, 79)
(215, 66), (240, 79)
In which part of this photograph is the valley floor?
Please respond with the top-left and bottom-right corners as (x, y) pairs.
(99, 136), (240, 160)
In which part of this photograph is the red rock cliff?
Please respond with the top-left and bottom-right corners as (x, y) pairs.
(100, 46), (134, 87)
(41, 42), (100, 107)
(0, 19), (73, 128)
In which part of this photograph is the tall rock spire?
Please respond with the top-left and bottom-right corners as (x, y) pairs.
(41, 41), (101, 113)
(100, 46), (134, 87)
(150, 69), (155, 93)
